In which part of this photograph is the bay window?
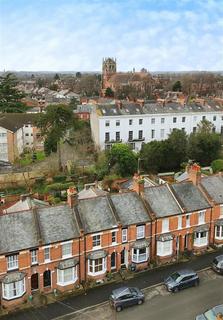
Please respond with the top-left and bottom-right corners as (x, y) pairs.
(194, 231), (208, 247)
(3, 279), (25, 300)
(132, 247), (148, 263)
(215, 226), (223, 239)
(88, 257), (107, 275)
(57, 267), (77, 286)
(157, 240), (173, 257)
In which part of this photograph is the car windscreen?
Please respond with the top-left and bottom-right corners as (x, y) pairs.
(170, 272), (181, 281)
(213, 258), (219, 265)
(204, 310), (217, 320)
(130, 288), (138, 295)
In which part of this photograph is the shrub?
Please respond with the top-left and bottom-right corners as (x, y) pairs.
(53, 175), (67, 183)
(211, 159), (223, 173)
(45, 182), (74, 192)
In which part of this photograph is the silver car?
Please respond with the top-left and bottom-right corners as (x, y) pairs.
(196, 304), (223, 319)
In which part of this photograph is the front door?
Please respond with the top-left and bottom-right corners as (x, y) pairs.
(184, 234), (189, 250)
(31, 273), (39, 291)
(111, 252), (116, 270)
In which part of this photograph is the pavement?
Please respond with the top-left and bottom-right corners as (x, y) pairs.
(1, 247), (223, 320)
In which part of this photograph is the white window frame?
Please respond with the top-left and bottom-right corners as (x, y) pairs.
(57, 267), (77, 286)
(2, 278), (25, 300)
(215, 226), (223, 240)
(198, 211), (205, 225)
(62, 242), (72, 259)
(122, 229), (128, 243)
(194, 231), (208, 247)
(157, 240), (173, 257)
(220, 205), (223, 218)
(105, 120), (110, 127)
(162, 219), (169, 233)
(31, 249), (38, 265)
(7, 254), (18, 271)
(88, 257), (107, 276)
(186, 214), (190, 227)
(136, 225), (145, 239)
(92, 234), (101, 248)
(111, 231), (117, 244)
(44, 247), (51, 262)
(160, 129), (165, 138)
(178, 216), (182, 230)
(132, 247), (148, 263)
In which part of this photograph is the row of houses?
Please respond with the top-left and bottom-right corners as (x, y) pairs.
(90, 101), (223, 151)
(0, 165), (222, 308)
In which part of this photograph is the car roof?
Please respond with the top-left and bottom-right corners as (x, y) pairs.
(177, 269), (197, 276)
(212, 304), (223, 315)
(112, 287), (131, 298)
(215, 255), (223, 262)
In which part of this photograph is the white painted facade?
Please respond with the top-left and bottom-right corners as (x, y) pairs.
(0, 127), (8, 161)
(91, 108), (223, 152)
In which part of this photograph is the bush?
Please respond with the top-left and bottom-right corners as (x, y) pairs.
(53, 175), (67, 183)
(45, 182), (74, 192)
(211, 159), (223, 173)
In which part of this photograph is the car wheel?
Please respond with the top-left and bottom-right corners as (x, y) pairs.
(138, 299), (143, 305)
(116, 306), (122, 312)
(173, 287), (179, 293)
(194, 280), (199, 287)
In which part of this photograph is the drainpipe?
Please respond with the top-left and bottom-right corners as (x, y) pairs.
(154, 218), (157, 262)
(84, 235), (87, 284)
(78, 237), (81, 283)
(149, 221), (152, 263)
(210, 207), (214, 246)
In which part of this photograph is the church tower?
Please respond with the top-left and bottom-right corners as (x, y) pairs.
(102, 57), (117, 91)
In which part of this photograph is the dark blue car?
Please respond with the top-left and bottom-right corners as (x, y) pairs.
(164, 269), (199, 293)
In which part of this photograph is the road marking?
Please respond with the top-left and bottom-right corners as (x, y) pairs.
(53, 267), (212, 320)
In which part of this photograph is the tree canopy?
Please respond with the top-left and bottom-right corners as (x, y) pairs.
(107, 144), (137, 176)
(0, 73), (27, 112)
(35, 104), (76, 156)
(105, 87), (114, 98)
(187, 120), (222, 165)
(140, 121), (221, 172)
(172, 80), (182, 92)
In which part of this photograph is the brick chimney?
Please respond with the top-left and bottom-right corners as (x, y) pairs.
(186, 161), (201, 185)
(67, 186), (77, 208)
(132, 173), (145, 194)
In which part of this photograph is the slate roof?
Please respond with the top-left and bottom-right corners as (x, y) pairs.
(0, 210), (39, 254)
(171, 182), (211, 212)
(200, 175), (223, 204)
(4, 197), (48, 214)
(0, 113), (39, 132)
(143, 185), (182, 218)
(77, 197), (118, 233)
(110, 192), (150, 226)
(37, 205), (80, 244)
(96, 101), (223, 117)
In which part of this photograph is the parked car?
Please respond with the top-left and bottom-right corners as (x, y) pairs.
(195, 304), (223, 319)
(212, 255), (223, 274)
(109, 286), (144, 312)
(164, 269), (199, 293)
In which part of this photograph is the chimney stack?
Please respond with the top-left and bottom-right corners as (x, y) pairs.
(132, 173), (145, 195)
(186, 161), (201, 185)
(67, 186), (77, 208)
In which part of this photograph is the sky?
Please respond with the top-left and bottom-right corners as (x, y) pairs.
(0, 0), (223, 72)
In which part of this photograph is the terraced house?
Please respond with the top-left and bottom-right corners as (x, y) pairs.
(0, 170), (222, 309)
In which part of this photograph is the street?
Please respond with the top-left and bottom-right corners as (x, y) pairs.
(55, 269), (223, 320)
(1, 249), (223, 320)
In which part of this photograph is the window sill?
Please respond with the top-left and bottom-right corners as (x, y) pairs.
(132, 258), (148, 264)
(3, 291), (26, 301)
(88, 269), (107, 277)
(62, 254), (72, 260)
(215, 237), (223, 240)
(7, 267), (19, 272)
(157, 252), (172, 257)
(57, 278), (77, 287)
(44, 259), (51, 263)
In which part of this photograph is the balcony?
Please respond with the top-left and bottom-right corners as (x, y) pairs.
(104, 139), (122, 143)
(128, 137), (145, 142)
